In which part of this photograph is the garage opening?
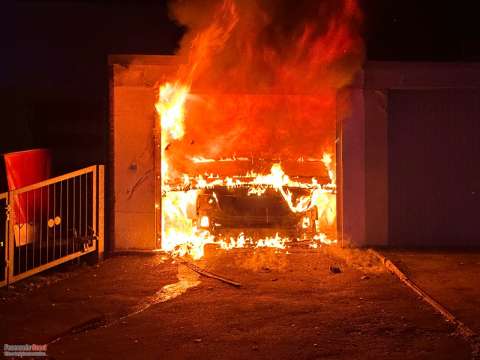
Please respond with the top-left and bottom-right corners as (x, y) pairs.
(109, 0), (364, 254)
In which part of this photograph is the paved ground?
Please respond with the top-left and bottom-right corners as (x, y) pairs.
(382, 249), (480, 334)
(1, 246), (476, 359)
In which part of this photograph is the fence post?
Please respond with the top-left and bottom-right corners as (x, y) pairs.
(93, 165), (97, 252)
(97, 165), (104, 260)
(7, 191), (15, 285)
(2, 193), (9, 286)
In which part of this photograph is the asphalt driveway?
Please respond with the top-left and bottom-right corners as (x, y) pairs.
(1, 246), (476, 359)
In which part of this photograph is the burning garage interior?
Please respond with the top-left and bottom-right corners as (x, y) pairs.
(3, 0), (480, 359)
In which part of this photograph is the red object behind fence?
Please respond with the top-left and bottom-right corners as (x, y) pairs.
(4, 149), (51, 225)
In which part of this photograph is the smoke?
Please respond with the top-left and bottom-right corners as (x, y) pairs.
(171, 0), (363, 92)
(166, 0), (364, 172)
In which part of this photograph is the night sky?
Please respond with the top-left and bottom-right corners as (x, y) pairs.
(10, 0), (479, 102)
(362, 0), (479, 61)
(2, 0), (479, 190)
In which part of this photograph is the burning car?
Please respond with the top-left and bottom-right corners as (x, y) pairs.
(160, 159), (336, 259)
(194, 184), (318, 237)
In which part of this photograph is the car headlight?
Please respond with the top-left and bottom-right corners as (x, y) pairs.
(200, 215), (210, 228)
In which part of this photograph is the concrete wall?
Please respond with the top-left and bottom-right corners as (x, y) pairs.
(364, 89), (389, 246)
(112, 85), (156, 249)
(110, 56), (179, 250)
(338, 87), (366, 246)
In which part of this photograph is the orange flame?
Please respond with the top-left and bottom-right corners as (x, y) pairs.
(154, 0), (363, 258)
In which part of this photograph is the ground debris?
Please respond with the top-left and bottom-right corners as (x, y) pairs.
(369, 248), (480, 359)
(182, 261), (241, 288)
(329, 265), (342, 274)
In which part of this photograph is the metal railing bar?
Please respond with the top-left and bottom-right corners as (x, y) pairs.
(33, 190), (36, 268)
(47, 185), (49, 263)
(60, 180), (63, 258)
(7, 247), (96, 286)
(73, 177), (76, 253)
(67, 179), (69, 255)
(79, 175), (82, 248)
(11, 166), (97, 195)
(26, 192), (28, 271)
(2, 196), (7, 283)
(85, 173), (88, 237)
(17, 196), (20, 274)
(8, 191), (14, 282)
(40, 187), (43, 265)
(53, 183), (56, 260)
(92, 166), (97, 245)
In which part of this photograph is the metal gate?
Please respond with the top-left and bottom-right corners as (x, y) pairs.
(1, 165), (104, 286)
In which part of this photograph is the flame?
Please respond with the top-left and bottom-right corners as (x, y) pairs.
(153, 0), (359, 258)
(255, 234), (287, 249)
(155, 82), (190, 186)
(162, 0), (363, 166)
(155, 83), (189, 140)
(321, 152), (336, 185)
(155, 80), (337, 260)
(158, 148), (336, 259)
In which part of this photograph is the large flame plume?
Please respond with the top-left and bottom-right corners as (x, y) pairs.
(155, 0), (363, 259)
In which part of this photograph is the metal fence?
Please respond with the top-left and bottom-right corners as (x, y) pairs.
(1, 192), (7, 287)
(1, 165), (104, 287)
